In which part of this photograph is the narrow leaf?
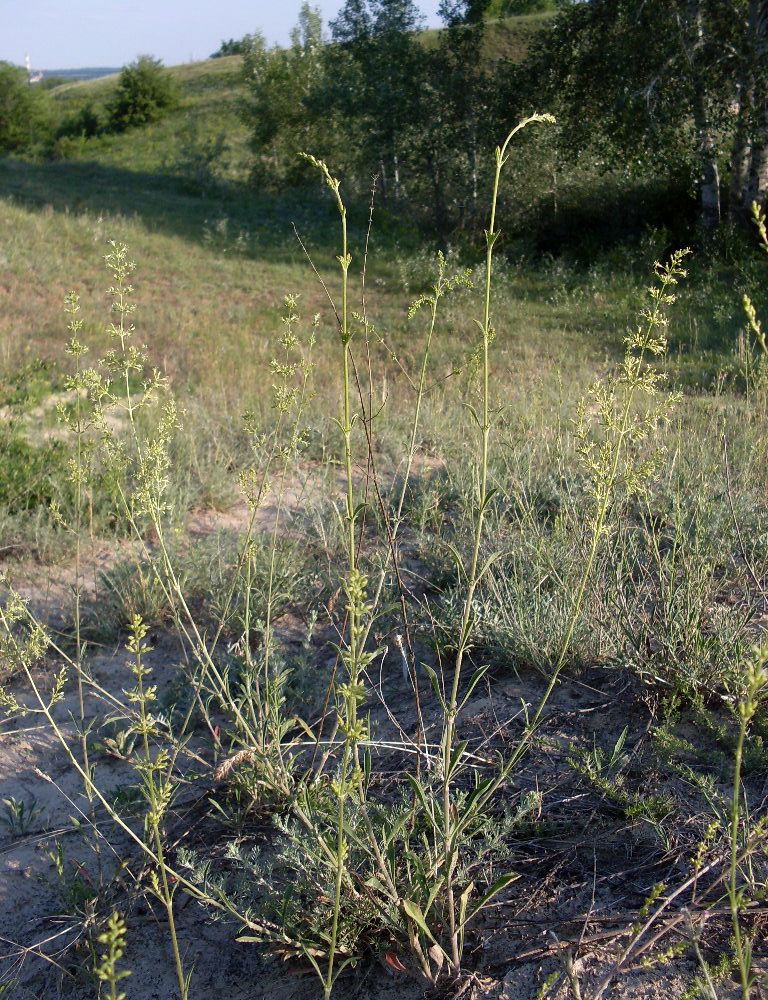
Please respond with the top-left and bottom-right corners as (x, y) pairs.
(458, 880), (475, 926)
(479, 487), (498, 514)
(351, 501), (368, 522)
(445, 541), (466, 583)
(385, 952), (408, 973)
(401, 898), (437, 944)
(463, 401), (482, 427)
(465, 873), (521, 924)
(448, 740), (469, 777)
(406, 774), (435, 825)
(457, 665), (490, 712)
(476, 549), (503, 587)
(421, 663), (446, 711)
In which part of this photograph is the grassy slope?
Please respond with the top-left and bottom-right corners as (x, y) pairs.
(0, 22), (758, 483)
(0, 11), (760, 513)
(421, 11), (552, 60)
(0, 13), (589, 386)
(44, 14), (549, 177)
(0, 43), (637, 562)
(49, 56), (251, 182)
(2, 6), (759, 403)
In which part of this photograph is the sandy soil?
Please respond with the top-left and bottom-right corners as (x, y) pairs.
(0, 503), (759, 1000)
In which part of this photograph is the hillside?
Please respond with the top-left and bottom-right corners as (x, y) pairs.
(49, 55), (251, 184)
(421, 11), (552, 61)
(44, 14), (549, 186)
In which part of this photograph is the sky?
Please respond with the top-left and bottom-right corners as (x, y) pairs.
(3, 0), (444, 71)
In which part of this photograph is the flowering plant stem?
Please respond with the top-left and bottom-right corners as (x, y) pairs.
(440, 114), (553, 976)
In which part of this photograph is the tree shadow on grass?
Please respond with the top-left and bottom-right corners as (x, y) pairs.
(0, 157), (354, 262)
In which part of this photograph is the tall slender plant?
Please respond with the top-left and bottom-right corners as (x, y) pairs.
(296, 117), (557, 989)
(55, 292), (111, 886)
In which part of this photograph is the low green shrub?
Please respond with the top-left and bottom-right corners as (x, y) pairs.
(108, 56), (179, 133)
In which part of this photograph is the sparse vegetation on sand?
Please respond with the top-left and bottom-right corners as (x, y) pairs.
(2, 6), (768, 996)
(1, 121), (768, 998)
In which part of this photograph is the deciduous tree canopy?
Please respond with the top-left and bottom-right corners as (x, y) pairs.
(108, 56), (179, 133)
(532, 0), (768, 226)
(0, 62), (51, 154)
(239, 0), (768, 239)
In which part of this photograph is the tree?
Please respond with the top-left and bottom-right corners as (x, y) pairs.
(250, 0), (504, 236)
(327, 0), (424, 199)
(0, 62), (51, 154)
(398, 4), (500, 240)
(729, 0), (768, 216)
(108, 56), (179, 133)
(329, 0), (373, 41)
(56, 101), (102, 140)
(239, 0), (535, 238)
(211, 36), (256, 58)
(529, 0), (768, 228)
(240, 6), (329, 185)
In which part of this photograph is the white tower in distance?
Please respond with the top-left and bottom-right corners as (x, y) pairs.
(24, 53), (43, 84)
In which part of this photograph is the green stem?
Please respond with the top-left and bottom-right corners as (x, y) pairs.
(71, 346), (102, 883)
(325, 174), (359, 1000)
(441, 118), (545, 975)
(134, 631), (188, 1000)
(730, 713), (749, 1000)
(325, 739), (351, 1000)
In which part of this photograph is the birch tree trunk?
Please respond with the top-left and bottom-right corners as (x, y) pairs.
(729, 83), (753, 217)
(745, 0), (768, 209)
(747, 105), (768, 208)
(689, 0), (721, 227)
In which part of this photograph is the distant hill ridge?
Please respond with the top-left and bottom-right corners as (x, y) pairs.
(36, 10), (549, 84)
(40, 67), (120, 82)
